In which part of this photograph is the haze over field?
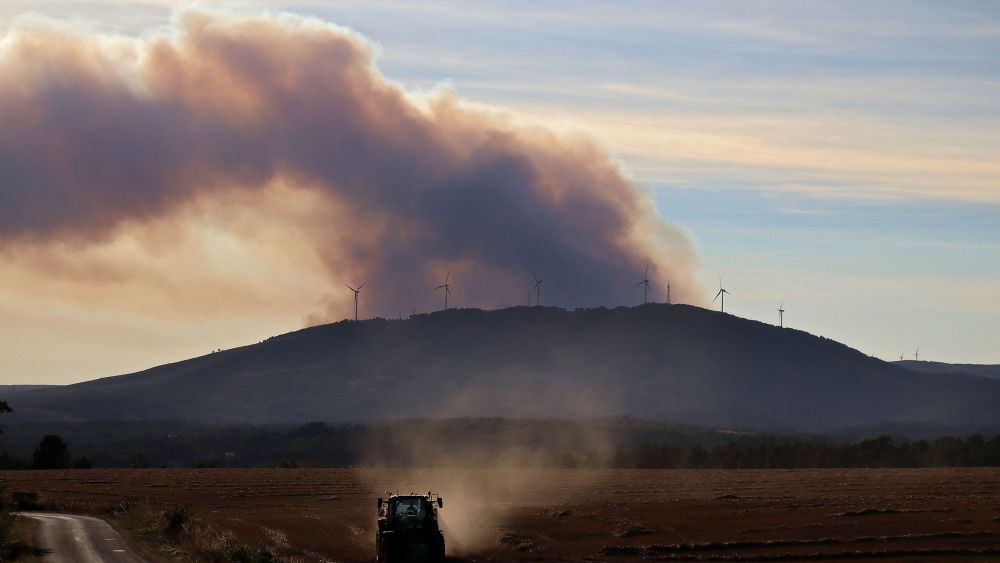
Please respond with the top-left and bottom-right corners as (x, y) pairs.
(0, 2), (997, 386)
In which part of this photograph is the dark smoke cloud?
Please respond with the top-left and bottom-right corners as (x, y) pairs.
(0, 10), (700, 316)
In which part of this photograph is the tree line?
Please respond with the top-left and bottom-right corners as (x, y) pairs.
(612, 434), (1000, 469)
(4, 410), (1000, 469)
(0, 434), (91, 470)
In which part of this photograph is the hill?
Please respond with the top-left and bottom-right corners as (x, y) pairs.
(8, 305), (1000, 432)
(894, 360), (1000, 380)
(0, 385), (60, 396)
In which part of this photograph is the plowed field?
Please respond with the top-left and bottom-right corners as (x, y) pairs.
(3, 468), (1000, 561)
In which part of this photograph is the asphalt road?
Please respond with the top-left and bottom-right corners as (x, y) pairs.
(17, 512), (147, 563)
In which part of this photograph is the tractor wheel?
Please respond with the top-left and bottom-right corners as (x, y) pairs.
(432, 535), (446, 562)
(378, 535), (401, 563)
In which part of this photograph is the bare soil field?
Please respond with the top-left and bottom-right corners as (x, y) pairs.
(3, 468), (1000, 561)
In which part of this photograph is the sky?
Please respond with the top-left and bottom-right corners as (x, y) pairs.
(0, 1), (997, 385)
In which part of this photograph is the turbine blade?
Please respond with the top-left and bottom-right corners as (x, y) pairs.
(633, 280), (644, 287)
(445, 269), (451, 283)
(644, 263), (649, 279)
(345, 284), (356, 292)
(435, 284), (446, 289)
(713, 290), (721, 302)
(358, 280), (367, 290)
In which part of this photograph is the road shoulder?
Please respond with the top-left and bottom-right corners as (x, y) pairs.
(9, 514), (41, 562)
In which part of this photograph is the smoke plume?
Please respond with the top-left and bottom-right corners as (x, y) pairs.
(0, 10), (699, 317)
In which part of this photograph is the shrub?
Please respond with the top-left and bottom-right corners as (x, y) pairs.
(73, 456), (93, 469)
(162, 506), (191, 536)
(32, 435), (71, 469)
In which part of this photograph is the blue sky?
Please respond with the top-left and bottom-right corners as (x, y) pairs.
(0, 1), (997, 382)
(295, 0), (1000, 362)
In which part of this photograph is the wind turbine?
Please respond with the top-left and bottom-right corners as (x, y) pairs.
(634, 263), (651, 305)
(915, 347), (920, 361)
(532, 271), (547, 306)
(525, 284), (534, 307)
(666, 281), (671, 305)
(435, 270), (452, 311)
(713, 277), (730, 313)
(345, 281), (367, 321)
(899, 352), (905, 362)
(777, 299), (785, 328)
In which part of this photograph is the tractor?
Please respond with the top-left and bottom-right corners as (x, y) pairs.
(376, 492), (446, 563)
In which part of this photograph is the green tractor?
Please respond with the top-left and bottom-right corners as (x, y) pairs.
(376, 492), (446, 563)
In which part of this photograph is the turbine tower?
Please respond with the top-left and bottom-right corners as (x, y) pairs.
(666, 281), (672, 305)
(345, 281), (367, 321)
(713, 277), (730, 313)
(915, 347), (920, 361)
(532, 271), (547, 306)
(634, 263), (651, 305)
(777, 299), (785, 328)
(435, 270), (452, 311)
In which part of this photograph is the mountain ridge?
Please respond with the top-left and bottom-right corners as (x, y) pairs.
(8, 304), (1000, 432)
(894, 360), (1000, 380)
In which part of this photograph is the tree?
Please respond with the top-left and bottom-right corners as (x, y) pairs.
(72, 456), (92, 469)
(128, 453), (148, 469)
(32, 435), (71, 469)
(0, 400), (10, 433)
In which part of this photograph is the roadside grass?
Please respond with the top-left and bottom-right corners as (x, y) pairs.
(1, 488), (40, 562)
(107, 502), (289, 563)
(16, 495), (290, 563)
(7, 517), (40, 563)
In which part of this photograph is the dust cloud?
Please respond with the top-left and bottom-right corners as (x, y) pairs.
(357, 419), (619, 555)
